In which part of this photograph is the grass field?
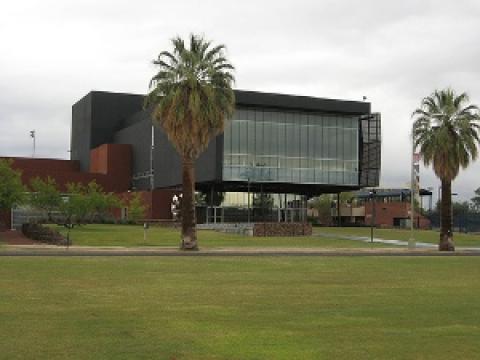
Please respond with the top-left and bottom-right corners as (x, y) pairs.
(316, 227), (480, 247)
(1, 256), (479, 359)
(45, 224), (480, 249)
(50, 224), (389, 249)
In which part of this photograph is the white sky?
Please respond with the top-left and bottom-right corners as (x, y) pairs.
(1, 0), (480, 202)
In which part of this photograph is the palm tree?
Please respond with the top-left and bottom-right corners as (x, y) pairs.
(146, 34), (235, 250)
(412, 88), (480, 251)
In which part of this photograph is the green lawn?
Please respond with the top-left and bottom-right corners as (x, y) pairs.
(316, 227), (480, 247)
(52, 224), (388, 249)
(0, 256), (479, 359)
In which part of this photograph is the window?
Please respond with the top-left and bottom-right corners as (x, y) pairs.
(223, 108), (359, 186)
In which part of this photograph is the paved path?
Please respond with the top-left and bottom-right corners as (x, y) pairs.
(1, 244), (479, 256)
(314, 232), (480, 251)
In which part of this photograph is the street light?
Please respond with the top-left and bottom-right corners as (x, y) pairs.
(29, 130), (36, 158)
(369, 189), (376, 243)
(409, 123), (416, 249)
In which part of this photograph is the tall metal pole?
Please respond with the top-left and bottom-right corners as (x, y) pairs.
(30, 130), (36, 158)
(409, 125), (416, 249)
(150, 125), (155, 191)
(370, 189), (375, 243)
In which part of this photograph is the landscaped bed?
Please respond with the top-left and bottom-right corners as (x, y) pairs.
(0, 256), (479, 359)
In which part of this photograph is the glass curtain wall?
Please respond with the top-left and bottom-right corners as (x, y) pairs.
(223, 108), (359, 186)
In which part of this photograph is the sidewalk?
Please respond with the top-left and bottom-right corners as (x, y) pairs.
(1, 244), (479, 256)
(314, 232), (480, 251)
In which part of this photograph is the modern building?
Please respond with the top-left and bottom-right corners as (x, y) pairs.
(71, 89), (381, 222)
(1, 89), (381, 229)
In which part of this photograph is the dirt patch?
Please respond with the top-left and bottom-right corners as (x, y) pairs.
(1, 230), (37, 245)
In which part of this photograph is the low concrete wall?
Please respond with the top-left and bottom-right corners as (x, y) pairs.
(253, 222), (312, 237)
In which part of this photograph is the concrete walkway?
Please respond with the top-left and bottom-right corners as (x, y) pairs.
(314, 232), (480, 252)
(1, 244), (479, 256)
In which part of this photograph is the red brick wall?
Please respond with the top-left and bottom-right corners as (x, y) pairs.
(1, 145), (132, 193)
(116, 189), (180, 220)
(365, 202), (431, 229)
(151, 189), (180, 219)
(0, 151), (135, 231)
(0, 210), (11, 230)
(90, 144), (132, 181)
(2, 157), (80, 173)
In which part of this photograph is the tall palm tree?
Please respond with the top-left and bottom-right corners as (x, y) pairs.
(412, 88), (480, 251)
(146, 34), (235, 250)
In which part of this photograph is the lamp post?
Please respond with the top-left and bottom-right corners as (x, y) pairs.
(409, 124), (416, 249)
(30, 130), (36, 158)
(150, 125), (155, 191)
(369, 189), (376, 243)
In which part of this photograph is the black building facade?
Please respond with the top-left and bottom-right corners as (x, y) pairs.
(71, 90), (381, 198)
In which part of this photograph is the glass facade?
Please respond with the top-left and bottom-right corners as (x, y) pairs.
(223, 107), (359, 186)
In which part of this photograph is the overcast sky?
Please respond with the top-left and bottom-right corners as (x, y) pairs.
(1, 0), (480, 202)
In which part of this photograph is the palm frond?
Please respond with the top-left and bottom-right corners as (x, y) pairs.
(146, 34), (235, 159)
(412, 88), (480, 181)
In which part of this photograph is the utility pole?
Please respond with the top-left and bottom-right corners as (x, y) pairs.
(369, 189), (376, 243)
(409, 126), (416, 249)
(30, 130), (36, 158)
(150, 125), (155, 191)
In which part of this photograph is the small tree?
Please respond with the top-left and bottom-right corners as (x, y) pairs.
(197, 190), (225, 207)
(29, 177), (62, 222)
(251, 192), (274, 221)
(127, 193), (146, 223)
(85, 181), (120, 223)
(0, 159), (25, 227)
(61, 183), (90, 225)
(309, 195), (333, 226)
(471, 187), (480, 212)
(253, 193), (274, 209)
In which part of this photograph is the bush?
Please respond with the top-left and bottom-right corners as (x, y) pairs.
(22, 223), (66, 245)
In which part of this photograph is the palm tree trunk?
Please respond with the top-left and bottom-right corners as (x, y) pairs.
(181, 157), (198, 250)
(439, 179), (455, 251)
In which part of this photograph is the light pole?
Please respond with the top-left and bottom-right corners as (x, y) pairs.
(369, 189), (376, 243)
(150, 125), (155, 191)
(409, 124), (416, 249)
(30, 130), (36, 158)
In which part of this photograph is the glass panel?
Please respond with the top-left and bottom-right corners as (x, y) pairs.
(327, 128), (336, 159)
(231, 121), (240, 155)
(238, 120), (248, 155)
(255, 110), (264, 157)
(223, 108), (359, 186)
(263, 121), (272, 155)
(247, 118), (255, 163)
(300, 114), (308, 159)
(224, 121), (232, 155)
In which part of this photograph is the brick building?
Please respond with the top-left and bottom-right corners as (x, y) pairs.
(331, 188), (433, 229)
(0, 144), (177, 229)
